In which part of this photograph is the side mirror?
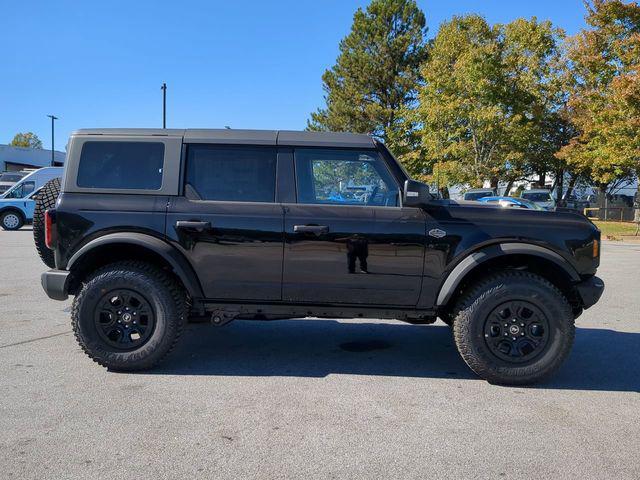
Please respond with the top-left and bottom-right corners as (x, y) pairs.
(403, 179), (433, 207)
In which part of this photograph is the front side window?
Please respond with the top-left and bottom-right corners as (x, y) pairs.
(5, 181), (35, 199)
(185, 145), (277, 202)
(77, 141), (165, 190)
(295, 149), (399, 207)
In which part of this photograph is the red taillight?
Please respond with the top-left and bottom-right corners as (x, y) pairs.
(45, 209), (57, 249)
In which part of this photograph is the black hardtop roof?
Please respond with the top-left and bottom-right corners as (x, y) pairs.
(71, 128), (376, 149)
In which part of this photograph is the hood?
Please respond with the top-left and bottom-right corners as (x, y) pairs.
(426, 199), (600, 275)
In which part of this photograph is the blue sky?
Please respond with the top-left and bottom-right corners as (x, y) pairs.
(2, 0), (587, 150)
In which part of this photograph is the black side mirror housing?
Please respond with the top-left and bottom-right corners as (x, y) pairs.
(403, 179), (433, 207)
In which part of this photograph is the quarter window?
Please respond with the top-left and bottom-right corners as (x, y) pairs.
(77, 142), (165, 190)
(295, 149), (399, 207)
(185, 145), (277, 202)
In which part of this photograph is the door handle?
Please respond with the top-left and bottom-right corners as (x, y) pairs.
(176, 220), (211, 232)
(293, 225), (329, 235)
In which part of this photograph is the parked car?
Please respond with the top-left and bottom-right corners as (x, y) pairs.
(0, 171), (27, 194)
(1, 167), (63, 200)
(0, 186), (42, 230)
(39, 128), (604, 385)
(520, 189), (556, 210)
(463, 188), (496, 201)
(477, 196), (545, 210)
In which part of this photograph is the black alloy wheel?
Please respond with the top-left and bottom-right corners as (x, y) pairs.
(483, 300), (550, 363)
(94, 289), (156, 350)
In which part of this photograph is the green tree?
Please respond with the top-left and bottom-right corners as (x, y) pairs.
(308, 0), (428, 158)
(558, 0), (640, 203)
(10, 132), (43, 149)
(412, 15), (568, 192)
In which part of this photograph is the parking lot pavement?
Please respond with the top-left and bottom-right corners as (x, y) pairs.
(0, 228), (638, 480)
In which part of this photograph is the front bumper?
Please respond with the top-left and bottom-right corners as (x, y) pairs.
(575, 275), (605, 309)
(41, 269), (70, 301)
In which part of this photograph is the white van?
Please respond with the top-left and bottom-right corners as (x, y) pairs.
(1, 167), (63, 200)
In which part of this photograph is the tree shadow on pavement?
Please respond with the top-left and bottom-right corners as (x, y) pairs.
(149, 320), (639, 392)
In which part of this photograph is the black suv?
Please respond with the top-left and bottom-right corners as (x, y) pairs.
(38, 128), (604, 384)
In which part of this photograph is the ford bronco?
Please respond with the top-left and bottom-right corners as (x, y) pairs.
(38, 129), (604, 384)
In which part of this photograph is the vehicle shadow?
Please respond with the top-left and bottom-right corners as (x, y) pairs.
(149, 320), (639, 392)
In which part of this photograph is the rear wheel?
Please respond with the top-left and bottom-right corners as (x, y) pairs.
(33, 177), (61, 268)
(452, 271), (574, 385)
(1, 210), (24, 230)
(72, 261), (186, 371)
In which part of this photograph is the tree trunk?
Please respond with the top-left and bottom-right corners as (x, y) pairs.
(490, 177), (499, 190)
(537, 170), (546, 188)
(503, 179), (515, 197)
(565, 175), (577, 199)
(555, 169), (564, 204)
(598, 184), (608, 221)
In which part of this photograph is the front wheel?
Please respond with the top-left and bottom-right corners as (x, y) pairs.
(72, 261), (186, 371)
(1, 211), (24, 230)
(452, 271), (574, 385)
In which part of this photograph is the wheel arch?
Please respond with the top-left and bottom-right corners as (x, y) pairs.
(0, 207), (26, 220)
(436, 243), (581, 309)
(66, 232), (204, 299)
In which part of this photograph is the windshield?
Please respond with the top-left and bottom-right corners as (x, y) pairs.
(465, 191), (493, 201)
(522, 192), (553, 202)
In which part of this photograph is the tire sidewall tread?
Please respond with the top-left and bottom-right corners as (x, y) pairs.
(71, 261), (186, 371)
(452, 270), (575, 385)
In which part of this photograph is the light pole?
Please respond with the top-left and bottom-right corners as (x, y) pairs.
(47, 115), (58, 166)
(161, 83), (167, 128)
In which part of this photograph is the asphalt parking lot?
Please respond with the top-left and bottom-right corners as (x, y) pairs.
(1, 228), (638, 479)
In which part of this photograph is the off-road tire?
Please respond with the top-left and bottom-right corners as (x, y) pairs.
(72, 261), (186, 371)
(33, 177), (61, 268)
(0, 210), (24, 230)
(452, 271), (574, 385)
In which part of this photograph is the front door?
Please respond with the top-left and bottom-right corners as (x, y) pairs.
(166, 144), (283, 301)
(282, 148), (426, 306)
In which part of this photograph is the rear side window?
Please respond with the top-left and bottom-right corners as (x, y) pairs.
(77, 142), (165, 190)
(185, 145), (277, 202)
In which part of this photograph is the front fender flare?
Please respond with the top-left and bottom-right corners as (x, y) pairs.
(435, 242), (581, 307)
(67, 232), (204, 299)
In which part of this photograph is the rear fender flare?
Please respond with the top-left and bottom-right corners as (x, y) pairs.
(67, 232), (204, 299)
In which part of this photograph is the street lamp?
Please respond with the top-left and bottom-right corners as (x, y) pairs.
(46, 115), (58, 166)
(161, 83), (167, 128)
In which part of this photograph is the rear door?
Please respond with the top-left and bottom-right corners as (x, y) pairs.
(282, 148), (426, 306)
(166, 144), (284, 301)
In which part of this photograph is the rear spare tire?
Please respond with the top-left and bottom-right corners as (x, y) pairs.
(33, 177), (60, 268)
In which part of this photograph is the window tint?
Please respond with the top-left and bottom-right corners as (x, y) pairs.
(77, 142), (164, 190)
(295, 149), (399, 207)
(186, 145), (276, 202)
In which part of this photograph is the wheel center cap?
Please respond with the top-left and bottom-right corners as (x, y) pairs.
(122, 313), (132, 322)
(509, 325), (520, 335)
